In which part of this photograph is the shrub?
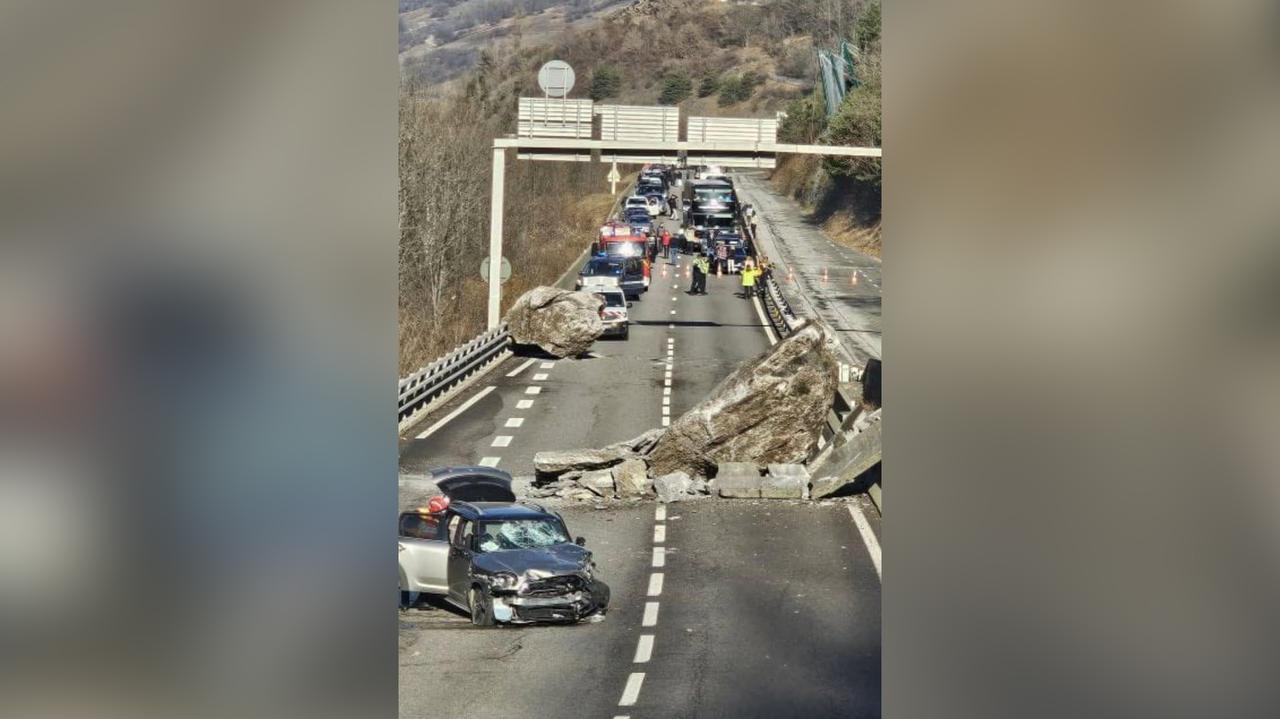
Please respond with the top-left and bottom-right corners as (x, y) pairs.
(658, 70), (693, 105)
(589, 65), (622, 101)
(697, 73), (720, 98)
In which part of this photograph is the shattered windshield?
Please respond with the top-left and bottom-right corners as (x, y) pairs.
(475, 519), (570, 553)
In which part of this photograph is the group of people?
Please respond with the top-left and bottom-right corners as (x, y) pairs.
(688, 253), (767, 299)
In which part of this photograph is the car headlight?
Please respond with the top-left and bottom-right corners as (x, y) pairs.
(490, 572), (519, 590)
(580, 564), (594, 581)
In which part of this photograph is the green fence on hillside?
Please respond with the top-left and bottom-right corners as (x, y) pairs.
(817, 41), (859, 117)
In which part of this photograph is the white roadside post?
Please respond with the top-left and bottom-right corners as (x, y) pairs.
(487, 144), (507, 329)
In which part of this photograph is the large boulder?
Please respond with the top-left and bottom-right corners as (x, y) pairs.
(505, 287), (605, 358)
(647, 320), (839, 477)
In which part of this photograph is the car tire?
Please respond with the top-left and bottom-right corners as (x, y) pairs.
(469, 586), (495, 627)
(621, 325), (629, 340)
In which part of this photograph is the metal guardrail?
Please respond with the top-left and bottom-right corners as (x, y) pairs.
(398, 324), (510, 424)
(738, 203), (802, 338)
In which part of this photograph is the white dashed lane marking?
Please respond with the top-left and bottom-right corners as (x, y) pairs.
(478, 457), (500, 467)
(655, 506), (666, 521)
(633, 634), (654, 663)
(619, 673), (645, 707)
(652, 547), (665, 567)
(642, 602), (660, 627)
(525, 386), (542, 395)
(540, 361), (554, 369)
(661, 417), (670, 427)
(516, 399), (534, 410)
(532, 373), (549, 381)
(647, 573), (664, 596)
(504, 417), (524, 428)
(491, 435), (512, 448)
(653, 525), (666, 544)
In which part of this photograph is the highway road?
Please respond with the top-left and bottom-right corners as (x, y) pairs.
(398, 181), (882, 718)
(733, 171), (883, 366)
(398, 214), (772, 479)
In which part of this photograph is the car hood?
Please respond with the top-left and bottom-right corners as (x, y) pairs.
(472, 543), (591, 578)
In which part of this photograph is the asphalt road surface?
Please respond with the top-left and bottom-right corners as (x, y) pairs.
(398, 182), (882, 718)
(733, 171), (883, 366)
(398, 498), (882, 719)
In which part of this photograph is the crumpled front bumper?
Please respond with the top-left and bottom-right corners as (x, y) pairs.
(491, 579), (611, 624)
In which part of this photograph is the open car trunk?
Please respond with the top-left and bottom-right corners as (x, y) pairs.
(431, 467), (517, 502)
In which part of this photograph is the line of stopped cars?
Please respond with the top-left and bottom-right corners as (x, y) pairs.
(399, 467), (611, 626)
(573, 164), (749, 341)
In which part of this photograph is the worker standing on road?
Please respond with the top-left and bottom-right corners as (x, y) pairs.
(661, 229), (673, 264)
(689, 253), (703, 294)
(696, 255), (711, 294)
(741, 264), (758, 300)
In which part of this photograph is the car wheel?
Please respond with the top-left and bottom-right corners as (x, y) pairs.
(469, 586), (495, 627)
(621, 325), (630, 340)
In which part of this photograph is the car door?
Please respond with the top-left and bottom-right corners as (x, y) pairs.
(446, 517), (475, 606)
(397, 511), (450, 594)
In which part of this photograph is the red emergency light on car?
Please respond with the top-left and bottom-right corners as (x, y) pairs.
(426, 495), (449, 514)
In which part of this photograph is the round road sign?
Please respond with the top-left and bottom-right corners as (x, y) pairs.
(480, 256), (512, 284)
(537, 60), (575, 98)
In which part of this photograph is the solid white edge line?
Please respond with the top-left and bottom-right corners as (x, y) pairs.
(652, 547), (665, 567)
(641, 602), (660, 627)
(648, 573), (664, 596)
(848, 505), (882, 580)
(414, 385), (496, 440)
(633, 634), (654, 663)
(751, 293), (779, 346)
(505, 358), (537, 377)
(619, 673), (645, 706)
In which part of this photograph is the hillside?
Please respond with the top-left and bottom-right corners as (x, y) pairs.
(399, 0), (881, 372)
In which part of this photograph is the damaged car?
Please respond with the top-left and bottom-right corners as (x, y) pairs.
(398, 466), (610, 626)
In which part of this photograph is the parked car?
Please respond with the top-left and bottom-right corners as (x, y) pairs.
(623, 195), (649, 215)
(398, 467), (611, 625)
(576, 256), (646, 299)
(588, 285), (630, 339)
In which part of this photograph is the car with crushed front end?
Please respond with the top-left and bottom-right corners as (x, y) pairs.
(398, 467), (610, 626)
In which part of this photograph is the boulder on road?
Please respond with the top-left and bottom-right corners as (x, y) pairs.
(505, 286), (605, 358)
(653, 471), (693, 503)
(612, 458), (651, 497)
(646, 320), (839, 477)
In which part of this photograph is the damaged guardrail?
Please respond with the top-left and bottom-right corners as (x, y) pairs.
(398, 324), (510, 428)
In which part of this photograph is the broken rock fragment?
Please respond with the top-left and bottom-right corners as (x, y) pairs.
(612, 458), (651, 497)
(505, 286), (605, 358)
(653, 471), (693, 503)
(647, 320), (839, 477)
